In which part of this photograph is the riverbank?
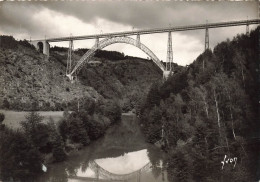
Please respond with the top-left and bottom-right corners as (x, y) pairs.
(35, 114), (167, 182)
(0, 109), (135, 129)
(0, 110), (168, 182)
(0, 110), (64, 129)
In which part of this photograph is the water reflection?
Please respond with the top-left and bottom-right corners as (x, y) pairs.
(67, 150), (153, 181)
(36, 115), (168, 182)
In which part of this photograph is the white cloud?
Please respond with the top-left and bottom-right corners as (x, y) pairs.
(28, 8), (203, 66)
(0, 3), (257, 66)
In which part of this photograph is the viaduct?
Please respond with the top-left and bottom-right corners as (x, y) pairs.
(29, 19), (260, 80)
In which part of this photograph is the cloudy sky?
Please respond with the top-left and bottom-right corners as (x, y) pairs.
(0, 1), (258, 65)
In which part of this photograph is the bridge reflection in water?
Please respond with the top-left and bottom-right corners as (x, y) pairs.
(36, 115), (167, 182)
(67, 150), (167, 182)
(68, 161), (153, 182)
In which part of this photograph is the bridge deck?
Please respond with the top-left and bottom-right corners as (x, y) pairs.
(68, 175), (125, 182)
(34, 19), (260, 42)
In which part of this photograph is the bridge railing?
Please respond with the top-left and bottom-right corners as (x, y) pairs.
(33, 19), (260, 42)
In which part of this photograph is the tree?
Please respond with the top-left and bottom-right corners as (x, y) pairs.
(63, 109), (70, 119)
(20, 112), (50, 152)
(0, 129), (42, 181)
(47, 118), (66, 162)
(52, 134), (66, 162)
(0, 36), (18, 50)
(103, 100), (121, 124)
(145, 82), (161, 109)
(86, 117), (105, 140)
(58, 118), (69, 142)
(145, 106), (162, 143)
(2, 98), (10, 109)
(0, 113), (5, 124)
(141, 26), (259, 182)
(82, 99), (96, 115)
(66, 115), (90, 146)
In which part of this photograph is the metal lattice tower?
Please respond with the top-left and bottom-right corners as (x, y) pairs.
(136, 34), (141, 48)
(166, 32), (173, 71)
(246, 17), (249, 35)
(205, 21), (209, 50)
(66, 39), (74, 75)
(95, 37), (99, 48)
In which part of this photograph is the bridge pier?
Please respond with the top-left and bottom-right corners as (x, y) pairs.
(95, 37), (99, 48)
(136, 34), (140, 48)
(166, 32), (173, 71)
(30, 40), (50, 57)
(66, 40), (74, 75)
(163, 71), (172, 80)
(246, 24), (249, 35)
(205, 28), (209, 50)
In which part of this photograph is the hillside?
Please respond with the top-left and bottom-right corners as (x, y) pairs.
(0, 39), (100, 111)
(0, 36), (166, 111)
(140, 27), (259, 181)
(51, 48), (164, 112)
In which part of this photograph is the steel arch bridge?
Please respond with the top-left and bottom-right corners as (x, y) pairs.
(66, 36), (166, 80)
(30, 19), (260, 80)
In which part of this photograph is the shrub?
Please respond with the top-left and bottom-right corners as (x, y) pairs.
(52, 134), (66, 162)
(0, 113), (5, 123)
(2, 98), (10, 109)
(20, 112), (50, 152)
(85, 117), (105, 140)
(58, 119), (68, 142)
(66, 114), (90, 146)
(103, 100), (121, 124)
(18, 40), (35, 50)
(0, 129), (42, 181)
(0, 35), (18, 50)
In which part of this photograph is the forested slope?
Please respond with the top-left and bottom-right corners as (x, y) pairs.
(0, 36), (164, 111)
(0, 37), (101, 111)
(140, 27), (259, 181)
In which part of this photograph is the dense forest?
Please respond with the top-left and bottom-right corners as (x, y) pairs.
(139, 27), (259, 181)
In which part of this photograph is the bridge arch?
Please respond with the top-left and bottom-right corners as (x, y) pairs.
(29, 40), (50, 57)
(37, 42), (44, 53)
(67, 37), (166, 80)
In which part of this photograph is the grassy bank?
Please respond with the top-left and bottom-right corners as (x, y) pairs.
(0, 110), (64, 129)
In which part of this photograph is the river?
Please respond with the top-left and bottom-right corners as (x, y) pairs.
(33, 114), (168, 182)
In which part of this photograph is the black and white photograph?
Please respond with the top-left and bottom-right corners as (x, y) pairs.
(0, 1), (259, 182)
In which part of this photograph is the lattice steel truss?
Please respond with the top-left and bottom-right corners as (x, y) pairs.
(166, 32), (173, 71)
(205, 28), (209, 50)
(136, 34), (141, 48)
(67, 36), (166, 80)
(246, 24), (249, 35)
(66, 39), (74, 75)
(95, 37), (99, 48)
